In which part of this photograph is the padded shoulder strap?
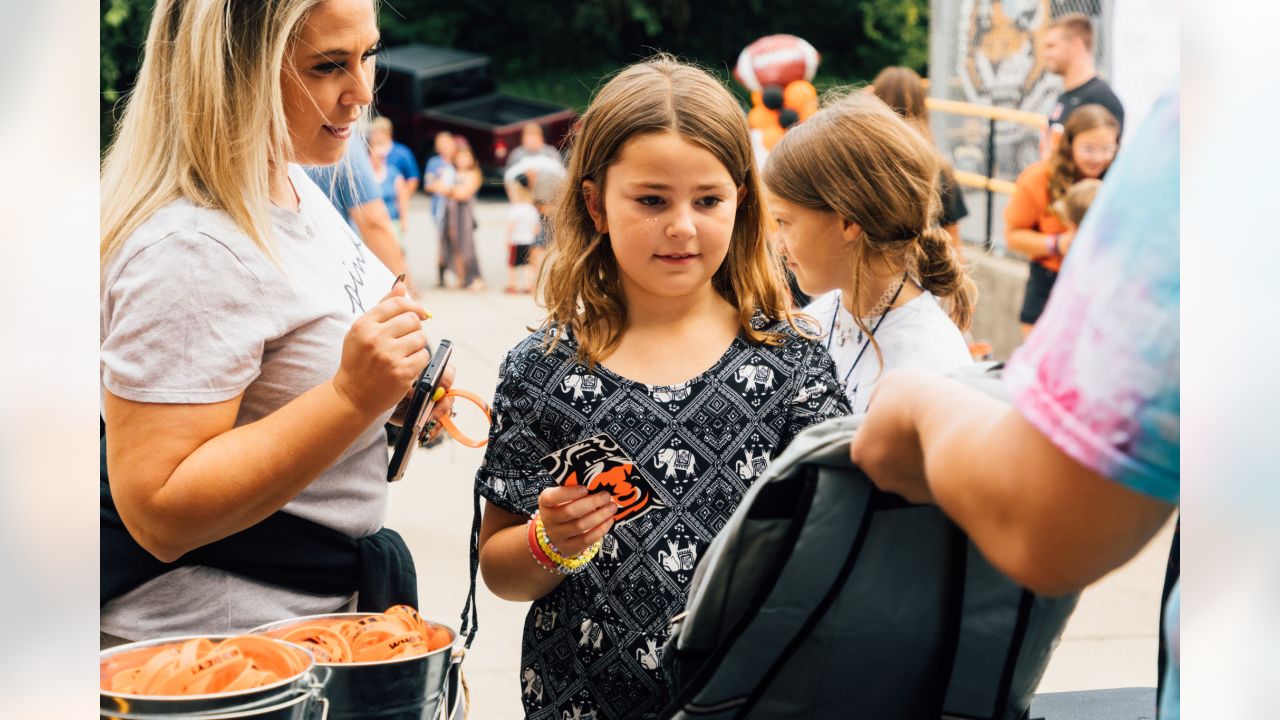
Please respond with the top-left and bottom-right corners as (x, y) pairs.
(670, 459), (875, 719)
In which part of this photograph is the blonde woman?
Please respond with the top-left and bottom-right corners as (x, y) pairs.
(100, 0), (451, 645)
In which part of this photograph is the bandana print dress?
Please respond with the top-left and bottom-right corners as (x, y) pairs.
(475, 317), (850, 719)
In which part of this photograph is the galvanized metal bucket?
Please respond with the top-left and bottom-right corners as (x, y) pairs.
(100, 634), (329, 719)
(252, 613), (461, 720)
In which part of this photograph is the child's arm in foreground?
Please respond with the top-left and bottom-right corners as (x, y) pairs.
(478, 486), (616, 601)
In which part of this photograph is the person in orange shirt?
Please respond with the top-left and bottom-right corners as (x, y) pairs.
(1006, 104), (1119, 336)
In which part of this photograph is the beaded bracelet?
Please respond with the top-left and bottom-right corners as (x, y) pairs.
(533, 513), (602, 575)
(527, 514), (560, 574)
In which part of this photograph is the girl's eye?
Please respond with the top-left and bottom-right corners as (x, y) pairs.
(636, 196), (662, 207)
(697, 196), (725, 208)
(362, 43), (383, 61)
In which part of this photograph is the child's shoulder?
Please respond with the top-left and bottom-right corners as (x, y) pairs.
(749, 314), (826, 363)
(502, 323), (579, 370)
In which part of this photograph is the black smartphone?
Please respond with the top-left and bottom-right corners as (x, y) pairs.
(387, 339), (453, 482)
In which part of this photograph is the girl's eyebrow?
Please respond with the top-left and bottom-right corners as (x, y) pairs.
(628, 181), (733, 192)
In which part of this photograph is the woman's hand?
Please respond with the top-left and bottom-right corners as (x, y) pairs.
(333, 280), (430, 417)
(537, 485), (616, 558)
(419, 364), (457, 444)
(848, 370), (934, 504)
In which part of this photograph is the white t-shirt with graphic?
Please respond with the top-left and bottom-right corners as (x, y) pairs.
(508, 202), (540, 246)
(100, 164), (397, 638)
(802, 289), (972, 414)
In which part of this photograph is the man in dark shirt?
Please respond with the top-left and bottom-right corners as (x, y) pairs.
(1041, 13), (1125, 156)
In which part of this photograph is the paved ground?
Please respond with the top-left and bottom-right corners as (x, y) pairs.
(386, 194), (1174, 719)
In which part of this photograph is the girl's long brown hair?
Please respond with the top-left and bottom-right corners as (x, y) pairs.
(540, 55), (796, 365)
(1048, 103), (1119, 203)
(764, 91), (978, 356)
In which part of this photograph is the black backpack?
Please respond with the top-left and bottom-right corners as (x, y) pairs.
(662, 364), (1080, 720)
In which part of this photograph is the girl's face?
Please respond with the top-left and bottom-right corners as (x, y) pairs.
(769, 194), (858, 297)
(369, 132), (392, 163)
(584, 131), (742, 304)
(281, 0), (379, 166)
(455, 149), (476, 170)
(1071, 126), (1119, 179)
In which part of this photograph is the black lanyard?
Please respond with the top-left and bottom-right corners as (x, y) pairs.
(827, 278), (907, 387)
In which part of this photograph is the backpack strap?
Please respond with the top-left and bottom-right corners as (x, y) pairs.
(668, 461), (876, 719)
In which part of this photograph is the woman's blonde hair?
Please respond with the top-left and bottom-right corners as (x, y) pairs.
(100, 0), (337, 266)
(541, 54), (794, 365)
(1048, 104), (1119, 203)
(764, 92), (978, 346)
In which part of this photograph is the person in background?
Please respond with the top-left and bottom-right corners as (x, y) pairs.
(870, 66), (969, 246)
(307, 133), (412, 290)
(424, 131), (457, 287)
(368, 126), (407, 240)
(1040, 13), (1125, 156)
(504, 122), (562, 174)
(1006, 104), (1118, 336)
(371, 117), (420, 195)
(503, 175), (539, 294)
(444, 141), (484, 291)
(1050, 178), (1102, 253)
(369, 117), (418, 235)
(849, 83), (1179, 720)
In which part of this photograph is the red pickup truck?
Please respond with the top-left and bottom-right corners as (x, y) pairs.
(374, 44), (577, 180)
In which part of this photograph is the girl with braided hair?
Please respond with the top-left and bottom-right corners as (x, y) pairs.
(764, 91), (978, 413)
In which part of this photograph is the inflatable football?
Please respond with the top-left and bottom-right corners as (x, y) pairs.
(734, 34), (820, 93)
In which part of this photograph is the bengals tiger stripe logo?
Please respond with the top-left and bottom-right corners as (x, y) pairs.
(540, 434), (665, 526)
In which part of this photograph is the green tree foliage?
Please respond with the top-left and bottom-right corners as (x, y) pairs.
(101, 0), (154, 104)
(857, 0), (930, 73)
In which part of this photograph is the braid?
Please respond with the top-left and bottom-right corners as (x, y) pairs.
(915, 225), (977, 331)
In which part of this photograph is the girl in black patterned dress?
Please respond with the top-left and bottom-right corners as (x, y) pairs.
(473, 56), (850, 720)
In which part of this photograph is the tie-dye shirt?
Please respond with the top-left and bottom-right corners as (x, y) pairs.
(1004, 84), (1180, 718)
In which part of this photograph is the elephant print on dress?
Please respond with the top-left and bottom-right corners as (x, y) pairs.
(734, 364), (776, 393)
(562, 705), (596, 720)
(579, 618), (604, 650)
(651, 385), (692, 403)
(792, 381), (829, 404)
(658, 538), (698, 572)
(534, 606), (558, 632)
(561, 374), (604, 401)
(598, 533), (621, 561)
(635, 637), (662, 671)
(735, 449), (768, 480)
(522, 667), (543, 703)
(654, 448), (697, 479)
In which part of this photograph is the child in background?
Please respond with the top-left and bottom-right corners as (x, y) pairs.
(474, 55), (849, 720)
(765, 92), (977, 414)
(1050, 178), (1102, 256)
(505, 175), (540, 293)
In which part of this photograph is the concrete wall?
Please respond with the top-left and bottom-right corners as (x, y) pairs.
(962, 246), (1029, 362)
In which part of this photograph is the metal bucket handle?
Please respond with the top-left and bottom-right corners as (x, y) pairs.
(436, 646), (467, 720)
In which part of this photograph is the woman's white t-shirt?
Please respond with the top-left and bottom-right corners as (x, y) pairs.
(100, 164), (397, 637)
(802, 289), (972, 414)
